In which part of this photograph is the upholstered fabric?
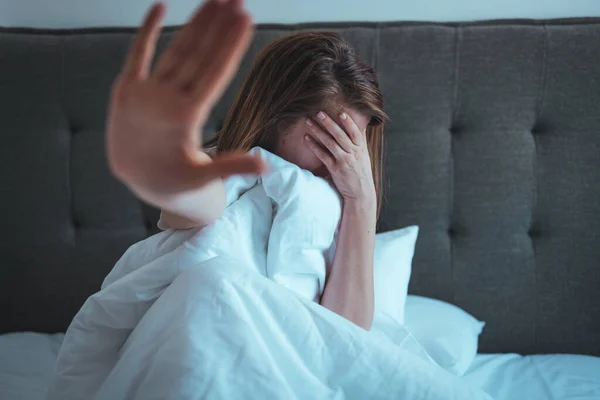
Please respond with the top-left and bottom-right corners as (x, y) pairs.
(1, 19), (599, 355)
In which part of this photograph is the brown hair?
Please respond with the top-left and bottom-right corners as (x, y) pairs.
(209, 31), (387, 218)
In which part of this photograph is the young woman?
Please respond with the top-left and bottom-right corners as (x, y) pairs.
(107, 0), (386, 330)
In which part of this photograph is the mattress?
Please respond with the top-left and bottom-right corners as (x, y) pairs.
(1, 332), (599, 400)
(0, 332), (63, 400)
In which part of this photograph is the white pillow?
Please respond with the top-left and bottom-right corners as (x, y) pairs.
(373, 226), (419, 324)
(404, 295), (485, 376)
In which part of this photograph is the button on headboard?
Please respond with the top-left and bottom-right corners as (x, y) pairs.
(1, 19), (599, 355)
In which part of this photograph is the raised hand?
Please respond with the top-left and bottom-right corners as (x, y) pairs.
(107, 0), (264, 209)
(304, 111), (376, 212)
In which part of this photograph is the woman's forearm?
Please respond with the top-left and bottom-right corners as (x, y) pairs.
(159, 152), (227, 229)
(320, 199), (377, 330)
(159, 179), (226, 229)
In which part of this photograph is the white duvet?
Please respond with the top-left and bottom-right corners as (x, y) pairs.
(47, 148), (490, 400)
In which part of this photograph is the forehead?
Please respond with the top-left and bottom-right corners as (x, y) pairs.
(323, 105), (371, 133)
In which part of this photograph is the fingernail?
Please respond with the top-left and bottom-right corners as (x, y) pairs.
(306, 118), (313, 126)
(317, 111), (326, 120)
(305, 135), (311, 141)
(340, 113), (347, 120)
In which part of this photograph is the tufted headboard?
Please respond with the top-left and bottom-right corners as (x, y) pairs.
(1, 19), (599, 355)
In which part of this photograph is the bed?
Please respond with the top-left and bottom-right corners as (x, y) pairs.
(1, 17), (600, 399)
(2, 332), (599, 400)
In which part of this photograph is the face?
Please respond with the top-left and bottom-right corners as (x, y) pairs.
(272, 106), (371, 176)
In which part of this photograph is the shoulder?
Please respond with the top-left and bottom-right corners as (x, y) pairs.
(157, 210), (206, 230)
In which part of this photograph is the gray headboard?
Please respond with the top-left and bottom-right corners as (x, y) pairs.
(1, 18), (599, 356)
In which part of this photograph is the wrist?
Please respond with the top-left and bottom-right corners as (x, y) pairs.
(342, 195), (377, 220)
(342, 183), (376, 208)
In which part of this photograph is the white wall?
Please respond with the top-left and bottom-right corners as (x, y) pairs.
(2, 0), (600, 28)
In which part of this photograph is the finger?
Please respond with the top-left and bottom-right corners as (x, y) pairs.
(165, 0), (230, 88)
(338, 112), (365, 146)
(153, 0), (220, 80)
(305, 118), (345, 159)
(201, 153), (267, 181)
(122, 2), (165, 80)
(315, 111), (354, 152)
(190, 9), (253, 104)
(304, 135), (335, 168)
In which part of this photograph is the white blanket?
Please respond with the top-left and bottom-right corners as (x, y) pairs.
(47, 148), (491, 400)
(151, 147), (342, 302)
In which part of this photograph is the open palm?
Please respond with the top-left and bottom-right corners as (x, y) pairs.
(107, 0), (263, 208)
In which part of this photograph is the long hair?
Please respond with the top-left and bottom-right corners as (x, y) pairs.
(209, 31), (387, 218)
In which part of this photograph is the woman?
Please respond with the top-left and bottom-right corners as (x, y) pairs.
(107, 0), (386, 330)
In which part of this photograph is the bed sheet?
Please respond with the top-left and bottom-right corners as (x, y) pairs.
(463, 353), (600, 400)
(0, 332), (64, 400)
(1, 332), (599, 400)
